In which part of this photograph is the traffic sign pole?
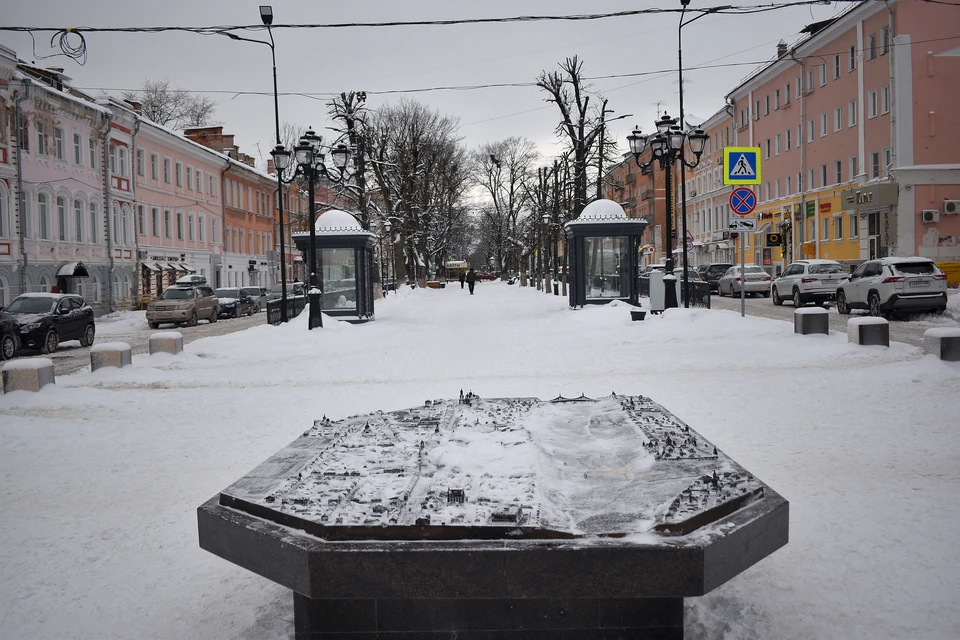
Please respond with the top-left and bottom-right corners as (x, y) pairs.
(740, 229), (746, 318)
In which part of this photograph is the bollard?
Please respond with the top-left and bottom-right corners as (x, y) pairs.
(2, 358), (55, 393)
(630, 309), (646, 322)
(149, 331), (184, 355)
(794, 307), (829, 335)
(90, 342), (133, 371)
(923, 327), (960, 361)
(847, 317), (889, 347)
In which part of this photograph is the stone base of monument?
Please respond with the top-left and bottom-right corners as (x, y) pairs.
(923, 327), (960, 361)
(198, 395), (789, 639)
(90, 342), (133, 371)
(2, 358), (55, 393)
(794, 307), (829, 335)
(847, 317), (889, 347)
(148, 331), (183, 355)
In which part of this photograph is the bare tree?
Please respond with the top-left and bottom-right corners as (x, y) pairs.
(122, 78), (217, 129)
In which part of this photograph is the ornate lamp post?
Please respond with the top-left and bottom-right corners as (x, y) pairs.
(626, 114), (708, 308)
(541, 213), (552, 295)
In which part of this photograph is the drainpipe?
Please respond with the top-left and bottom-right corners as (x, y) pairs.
(13, 78), (31, 296)
(220, 161), (230, 287)
(788, 50), (807, 262)
(101, 111), (114, 311)
(131, 114), (141, 307)
(885, 0), (898, 255)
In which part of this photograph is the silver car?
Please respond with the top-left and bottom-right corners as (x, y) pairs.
(771, 260), (849, 307)
(241, 286), (267, 313)
(717, 265), (772, 297)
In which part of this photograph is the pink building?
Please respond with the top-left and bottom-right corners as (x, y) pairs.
(686, 108), (736, 266)
(728, 0), (960, 272)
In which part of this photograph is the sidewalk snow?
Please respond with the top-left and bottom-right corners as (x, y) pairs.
(1, 282), (958, 639)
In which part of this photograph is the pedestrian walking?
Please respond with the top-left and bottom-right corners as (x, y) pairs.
(465, 267), (478, 295)
(459, 271), (466, 289)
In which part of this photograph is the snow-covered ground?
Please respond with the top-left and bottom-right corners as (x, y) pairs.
(1, 282), (958, 639)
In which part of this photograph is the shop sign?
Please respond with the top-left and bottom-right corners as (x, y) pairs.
(805, 201), (815, 218)
(819, 202), (832, 214)
(840, 183), (898, 211)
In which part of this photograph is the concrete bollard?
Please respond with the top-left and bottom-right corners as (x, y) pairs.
(847, 317), (889, 347)
(149, 331), (184, 355)
(90, 342), (133, 371)
(923, 327), (960, 361)
(794, 307), (829, 335)
(630, 309), (646, 322)
(2, 358), (55, 393)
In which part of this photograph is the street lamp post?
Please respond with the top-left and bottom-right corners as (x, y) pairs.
(542, 213), (551, 295)
(626, 114), (708, 309)
(385, 219), (396, 293)
(372, 221), (386, 298)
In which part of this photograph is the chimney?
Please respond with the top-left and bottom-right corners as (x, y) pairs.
(124, 99), (142, 113)
(267, 159), (276, 174)
(777, 41), (788, 58)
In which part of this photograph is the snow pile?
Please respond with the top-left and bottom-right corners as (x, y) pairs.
(1, 282), (959, 639)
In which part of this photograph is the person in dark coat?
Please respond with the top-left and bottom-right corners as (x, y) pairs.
(459, 271), (466, 289)
(465, 268), (478, 294)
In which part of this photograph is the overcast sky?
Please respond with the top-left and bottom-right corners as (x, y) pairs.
(3, 1), (847, 169)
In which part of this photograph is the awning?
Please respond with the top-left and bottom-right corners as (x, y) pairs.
(56, 261), (89, 278)
(142, 262), (161, 272)
(294, 256), (304, 262)
(179, 263), (195, 273)
(158, 262), (177, 272)
(172, 263), (189, 273)
(718, 241), (735, 250)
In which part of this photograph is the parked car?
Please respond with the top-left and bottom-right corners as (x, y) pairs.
(1, 310), (22, 360)
(146, 285), (219, 328)
(771, 259), (849, 307)
(215, 288), (255, 318)
(717, 265), (772, 297)
(267, 282), (307, 302)
(673, 268), (703, 282)
(3, 293), (96, 354)
(835, 257), (947, 317)
(639, 264), (667, 279)
(175, 274), (207, 286)
(241, 286), (268, 313)
(697, 263), (734, 292)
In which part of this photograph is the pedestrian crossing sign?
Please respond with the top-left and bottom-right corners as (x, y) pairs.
(723, 147), (761, 185)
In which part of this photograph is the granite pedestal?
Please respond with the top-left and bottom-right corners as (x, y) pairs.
(923, 327), (960, 361)
(2, 358), (55, 393)
(90, 342), (133, 371)
(198, 395), (789, 639)
(794, 307), (829, 335)
(148, 331), (183, 355)
(847, 317), (889, 347)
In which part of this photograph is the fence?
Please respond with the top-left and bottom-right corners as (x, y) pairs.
(266, 296), (306, 325)
(637, 277), (711, 309)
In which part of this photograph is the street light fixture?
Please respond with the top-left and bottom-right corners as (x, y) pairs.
(627, 114), (707, 309)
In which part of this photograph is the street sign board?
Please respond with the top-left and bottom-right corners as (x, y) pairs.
(685, 230), (693, 251)
(729, 217), (758, 231)
(723, 147), (761, 185)
(765, 233), (783, 248)
(729, 187), (757, 216)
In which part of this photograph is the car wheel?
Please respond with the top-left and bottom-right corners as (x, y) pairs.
(836, 291), (850, 315)
(209, 309), (218, 324)
(1, 333), (16, 360)
(79, 324), (96, 347)
(187, 312), (199, 327)
(793, 289), (803, 308)
(868, 292), (883, 317)
(763, 290), (770, 298)
(235, 307), (241, 318)
(40, 329), (59, 355)
(772, 287), (782, 305)
(717, 284), (725, 297)
(149, 322), (160, 329)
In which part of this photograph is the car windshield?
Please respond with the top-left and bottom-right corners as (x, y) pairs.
(809, 264), (845, 275)
(242, 287), (260, 296)
(893, 261), (936, 275)
(216, 289), (241, 298)
(5, 297), (55, 314)
(159, 288), (195, 300)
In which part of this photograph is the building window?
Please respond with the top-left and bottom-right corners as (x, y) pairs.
(212, 220), (218, 244)
(164, 158), (171, 183)
(823, 218), (830, 240)
(109, 145), (116, 174)
(850, 156), (858, 180)
(118, 147), (127, 177)
(188, 213), (195, 241)
(834, 54), (841, 79)
(809, 217), (816, 241)
(786, 129), (792, 151)
(36, 122), (47, 154)
(196, 170), (203, 194)
(881, 85), (890, 114)
(764, 95), (770, 115)
(209, 175), (216, 198)
(740, 109), (747, 127)
(775, 180), (781, 198)
(776, 134), (781, 155)
(54, 127), (64, 160)
(834, 107), (842, 132)
(849, 45), (857, 71)
(175, 162), (183, 187)
(784, 85), (791, 105)
(57, 196), (67, 241)
(821, 113), (828, 137)
(177, 211), (184, 240)
(164, 209), (172, 238)
(849, 100), (857, 127)
(38, 193), (49, 239)
(774, 89), (780, 110)
(868, 90), (878, 118)
(835, 161), (842, 185)
(755, 100), (761, 120)
(835, 216), (843, 240)
(18, 116), (29, 153)
(819, 63), (826, 86)
(765, 139), (771, 159)
(808, 119), (815, 143)
(786, 176), (792, 196)
(199, 215), (205, 242)
(89, 202), (98, 244)
(152, 207), (160, 236)
(821, 164), (828, 187)
(869, 34), (877, 60)
(850, 213), (859, 238)
(73, 133), (83, 165)
(137, 148), (145, 176)
(89, 138), (97, 168)
(151, 153), (158, 180)
(138, 204), (145, 235)
(882, 26), (890, 54)
(869, 151), (880, 179)
(808, 168), (815, 190)
(186, 167), (193, 190)
(883, 147), (892, 171)
(74, 199), (83, 242)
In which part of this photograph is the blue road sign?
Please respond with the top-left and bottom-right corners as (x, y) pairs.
(723, 147), (761, 185)
(729, 187), (758, 216)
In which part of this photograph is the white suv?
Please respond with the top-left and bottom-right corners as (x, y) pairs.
(835, 257), (947, 317)
(771, 259), (848, 307)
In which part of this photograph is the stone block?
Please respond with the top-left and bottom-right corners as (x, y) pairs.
(631, 309), (647, 322)
(149, 331), (183, 355)
(2, 358), (55, 393)
(847, 317), (889, 347)
(794, 307), (829, 335)
(923, 327), (960, 361)
(90, 342), (133, 371)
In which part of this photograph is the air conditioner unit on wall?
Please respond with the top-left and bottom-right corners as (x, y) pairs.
(920, 209), (939, 223)
(943, 200), (960, 215)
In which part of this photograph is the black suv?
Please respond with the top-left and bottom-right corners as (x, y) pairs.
(698, 263), (734, 292)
